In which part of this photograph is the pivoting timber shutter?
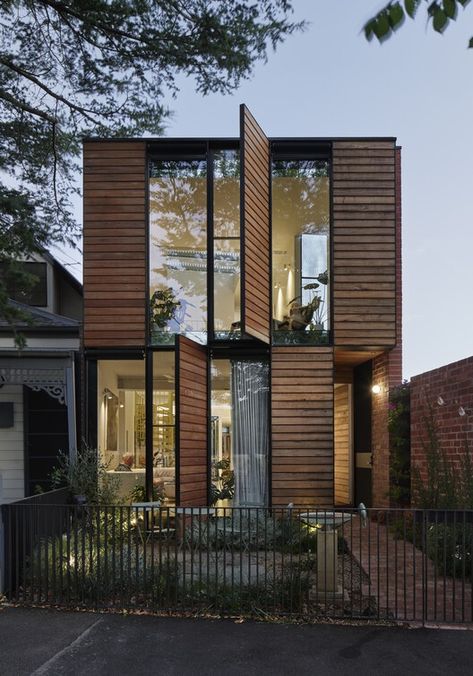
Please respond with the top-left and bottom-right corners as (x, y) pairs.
(240, 104), (271, 343)
(176, 336), (208, 506)
(271, 347), (334, 507)
(83, 141), (146, 347)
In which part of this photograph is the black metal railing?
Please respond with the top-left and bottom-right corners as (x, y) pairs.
(1, 505), (472, 624)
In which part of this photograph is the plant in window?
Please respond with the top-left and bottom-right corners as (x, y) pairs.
(278, 272), (328, 331)
(210, 457), (235, 506)
(149, 287), (180, 330)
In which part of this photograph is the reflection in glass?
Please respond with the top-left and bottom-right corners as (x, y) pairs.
(272, 159), (330, 344)
(149, 160), (207, 344)
(152, 351), (176, 504)
(211, 359), (269, 506)
(97, 360), (146, 500)
(213, 149), (241, 338)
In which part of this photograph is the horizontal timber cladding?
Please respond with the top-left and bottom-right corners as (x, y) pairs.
(271, 347), (334, 507)
(177, 336), (208, 506)
(83, 141), (147, 347)
(240, 104), (271, 344)
(332, 140), (397, 348)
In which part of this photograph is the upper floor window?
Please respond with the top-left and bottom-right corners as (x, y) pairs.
(212, 149), (241, 339)
(149, 159), (207, 345)
(271, 158), (330, 345)
(148, 147), (241, 345)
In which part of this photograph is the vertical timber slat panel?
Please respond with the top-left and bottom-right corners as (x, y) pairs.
(240, 104), (271, 343)
(271, 347), (334, 507)
(334, 383), (350, 505)
(83, 141), (146, 347)
(332, 140), (396, 347)
(178, 336), (208, 506)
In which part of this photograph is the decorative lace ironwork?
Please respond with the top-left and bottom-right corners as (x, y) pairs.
(0, 367), (67, 405)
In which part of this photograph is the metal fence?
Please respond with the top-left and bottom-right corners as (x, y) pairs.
(1, 504), (472, 624)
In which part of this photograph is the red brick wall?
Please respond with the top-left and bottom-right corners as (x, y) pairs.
(411, 356), (473, 495)
(371, 147), (403, 507)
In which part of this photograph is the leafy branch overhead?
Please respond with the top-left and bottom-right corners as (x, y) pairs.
(364, 0), (472, 48)
(0, 0), (304, 326)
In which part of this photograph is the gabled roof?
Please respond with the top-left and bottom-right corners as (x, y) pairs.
(41, 250), (83, 295)
(0, 300), (79, 332)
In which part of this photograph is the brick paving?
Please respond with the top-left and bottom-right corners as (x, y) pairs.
(347, 518), (473, 624)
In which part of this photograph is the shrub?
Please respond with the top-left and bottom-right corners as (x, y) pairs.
(388, 382), (411, 506)
(50, 446), (120, 505)
(426, 522), (473, 580)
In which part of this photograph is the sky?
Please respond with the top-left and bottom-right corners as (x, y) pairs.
(57, 0), (473, 380)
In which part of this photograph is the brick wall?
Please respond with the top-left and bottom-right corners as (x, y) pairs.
(371, 147), (403, 507)
(411, 356), (473, 495)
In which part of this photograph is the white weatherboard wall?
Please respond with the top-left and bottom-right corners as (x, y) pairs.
(0, 385), (24, 503)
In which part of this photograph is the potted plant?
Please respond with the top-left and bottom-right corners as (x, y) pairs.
(210, 457), (235, 506)
(149, 287), (180, 331)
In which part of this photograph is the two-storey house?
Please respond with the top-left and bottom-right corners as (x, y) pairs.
(83, 105), (402, 508)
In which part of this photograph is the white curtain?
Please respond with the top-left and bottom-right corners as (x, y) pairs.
(231, 361), (269, 506)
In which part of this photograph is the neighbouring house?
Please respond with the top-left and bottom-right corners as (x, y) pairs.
(0, 251), (82, 502)
(410, 355), (473, 492)
(82, 104), (402, 508)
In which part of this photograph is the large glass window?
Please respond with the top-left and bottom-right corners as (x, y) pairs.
(149, 160), (207, 345)
(97, 355), (176, 503)
(271, 159), (330, 344)
(97, 359), (146, 500)
(152, 351), (176, 503)
(211, 359), (269, 506)
(213, 149), (241, 339)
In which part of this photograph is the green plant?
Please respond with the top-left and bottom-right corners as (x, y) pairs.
(426, 522), (473, 580)
(129, 482), (166, 504)
(388, 382), (411, 506)
(50, 446), (119, 505)
(411, 402), (470, 509)
(209, 458), (235, 505)
(149, 288), (180, 330)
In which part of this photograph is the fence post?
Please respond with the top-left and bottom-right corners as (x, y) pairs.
(0, 505), (4, 595)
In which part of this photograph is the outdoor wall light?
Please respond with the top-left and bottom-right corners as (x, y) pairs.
(458, 406), (472, 417)
(371, 384), (382, 395)
(437, 396), (445, 406)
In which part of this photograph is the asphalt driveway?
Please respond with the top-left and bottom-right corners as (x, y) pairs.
(1, 607), (472, 676)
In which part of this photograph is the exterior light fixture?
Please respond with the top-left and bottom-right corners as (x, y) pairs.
(437, 396), (445, 406)
(459, 406), (466, 417)
(371, 384), (382, 395)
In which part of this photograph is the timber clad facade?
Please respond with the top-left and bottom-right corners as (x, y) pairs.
(83, 142), (146, 347)
(83, 105), (402, 509)
(271, 348), (334, 507)
(332, 141), (396, 348)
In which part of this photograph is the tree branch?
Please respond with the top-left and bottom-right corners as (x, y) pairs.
(0, 57), (101, 123)
(0, 87), (57, 124)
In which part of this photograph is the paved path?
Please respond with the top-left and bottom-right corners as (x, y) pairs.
(1, 607), (473, 676)
(349, 519), (473, 623)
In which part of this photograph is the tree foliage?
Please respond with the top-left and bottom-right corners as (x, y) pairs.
(0, 0), (303, 326)
(364, 0), (472, 47)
